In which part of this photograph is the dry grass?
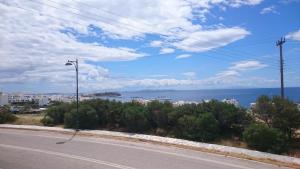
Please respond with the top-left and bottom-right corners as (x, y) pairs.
(12, 113), (44, 126)
(214, 138), (248, 149)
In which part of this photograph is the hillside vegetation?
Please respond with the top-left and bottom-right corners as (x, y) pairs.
(41, 96), (300, 154)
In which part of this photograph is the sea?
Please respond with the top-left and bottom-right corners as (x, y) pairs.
(102, 87), (300, 108)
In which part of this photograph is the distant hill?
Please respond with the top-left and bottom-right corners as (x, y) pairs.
(84, 92), (121, 97)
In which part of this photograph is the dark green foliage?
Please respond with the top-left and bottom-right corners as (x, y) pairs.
(64, 105), (98, 129)
(0, 106), (17, 124)
(253, 95), (300, 140)
(40, 95), (298, 155)
(252, 95), (274, 127)
(147, 101), (172, 129)
(104, 100), (123, 127)
(272, 96), (300, 140)
(177, 113), (219, 142)
(0, 107), (17, 124)
(122, 102), (149, 132)
(198, 100), (248, 134)
(40, 115), (54, 126)
(243, 123), (288, 154)
(42, 102), (73, 126)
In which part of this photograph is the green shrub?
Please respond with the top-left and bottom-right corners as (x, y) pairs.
(243, 123), (288, 154)
(64, 105), (98, 129)
(122, 102), (149, 132)
(197, 100), (250, 135)
(44, 103), (73, 125)
(147, 101), (172, 129)
(272, 96), (300, 140)
(0, 112), (17, 124)
(253, 95), (300, 140)
(41, 115), (54, 126)
(177, 112), (219, 142)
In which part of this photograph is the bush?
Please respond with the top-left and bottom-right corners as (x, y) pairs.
(253, 95), (300, 140)
(122, 102), (149, 132)
(0, 112), (17, 124)
(147, 101), (172, 129)
(197, 100), (250, 135)
(243, 123), (288, 154)
(272, 96), (300, 140)
(64, 105), (98, 129)
(41, 115), (54, 126)
(177, 112), (219, 142)
(43, 103), (73, 126)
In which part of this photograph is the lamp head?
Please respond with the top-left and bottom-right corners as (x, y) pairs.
(65, 62), (72, 66)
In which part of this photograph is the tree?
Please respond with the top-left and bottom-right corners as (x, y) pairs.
(253, 95), (300, 140)
(177, 113), (219, 142)
(0, 107), (16, 124)
(272, 96), (300, 140)
(243, 123), (288, 154)
(147, 101), (172, 129)
(122, 102), (149, 132)
(198, 100), (249, 135)
(64, 105), (98, 129)
(252, 95), (274, 127)
(42, 102), (73, 126)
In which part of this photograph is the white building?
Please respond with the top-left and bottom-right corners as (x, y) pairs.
(36, 96), (49, 106)
(49, 95), (75, 103)
(250, 102), (256, 109)
(222, 98), (240, 107)
(173, 100), (199, 107)
(8, 93), (32, 103)
(0, 92), (9, 106)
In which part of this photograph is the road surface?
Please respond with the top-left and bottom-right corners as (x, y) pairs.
(0, 128), (290, 169)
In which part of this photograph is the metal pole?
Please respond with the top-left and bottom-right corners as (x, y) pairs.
(76, 59), (79, 130)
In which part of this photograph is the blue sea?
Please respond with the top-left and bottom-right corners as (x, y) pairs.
(105, 88), (300, 108)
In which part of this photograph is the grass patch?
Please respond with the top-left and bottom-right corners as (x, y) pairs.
(214, 138), (248, 149)
(12, 113), (44, 126)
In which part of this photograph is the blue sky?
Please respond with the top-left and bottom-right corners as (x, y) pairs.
(0, 0), (300, 93)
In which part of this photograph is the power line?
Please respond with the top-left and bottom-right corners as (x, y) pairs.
(31, 0), (156, 36)
(3, 1), (299, 74)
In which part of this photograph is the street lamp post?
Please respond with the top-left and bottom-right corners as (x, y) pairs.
(65, 59), (79, 130)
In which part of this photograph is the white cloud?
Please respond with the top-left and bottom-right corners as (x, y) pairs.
(150, 41), (163, 47)
(159, 48), (175, 54)
(193, 60), (270, 88)
(260, 6), (279, 14)
(230, 60), (268, 71)
(286, 29), (300, 41)
(182, 72), (196, 79)
(172, 27), (250, 52)
(0, 0), (264, 91)
(176, 54), (192, 59)
(217, 70), (240, 77)
(228, 0), (263, 7)
(0, 1), (145, 89)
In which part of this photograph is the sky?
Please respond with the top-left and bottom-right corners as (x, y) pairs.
(0, 0), (300, 93)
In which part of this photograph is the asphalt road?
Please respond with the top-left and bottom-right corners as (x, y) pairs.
(0, 128), (290, 169)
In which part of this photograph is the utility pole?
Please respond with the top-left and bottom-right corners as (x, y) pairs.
(276, 37), (286, 98)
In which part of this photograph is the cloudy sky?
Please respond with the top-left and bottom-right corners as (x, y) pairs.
(0, 0), (300, 93)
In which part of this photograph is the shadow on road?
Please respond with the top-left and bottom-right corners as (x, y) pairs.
(56, 130), (79, 144)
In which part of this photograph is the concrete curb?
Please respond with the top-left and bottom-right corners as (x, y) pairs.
(1, 124), (300, 166)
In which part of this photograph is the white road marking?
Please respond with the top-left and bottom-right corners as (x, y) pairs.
(0, 144), (136, 169)
(0, 130), (274, 169)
